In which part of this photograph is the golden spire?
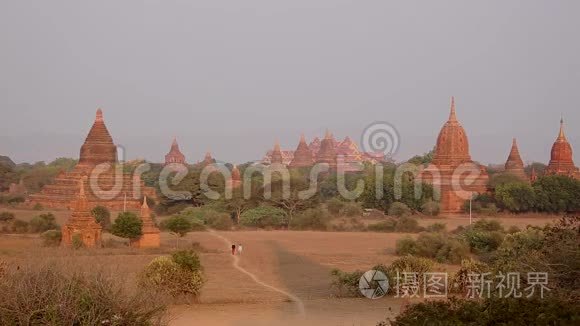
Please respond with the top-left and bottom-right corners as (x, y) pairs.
(449, 96), (457, 121)
(557, 117), (567, 141)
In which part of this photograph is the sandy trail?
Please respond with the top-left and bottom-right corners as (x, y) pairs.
(207, 229), (306, 316)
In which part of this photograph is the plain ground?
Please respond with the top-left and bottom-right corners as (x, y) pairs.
(0, 207), (560, 326)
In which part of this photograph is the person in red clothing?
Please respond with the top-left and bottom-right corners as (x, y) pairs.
(231, 244), (236, 255)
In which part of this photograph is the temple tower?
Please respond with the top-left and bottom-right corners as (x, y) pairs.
(165, 137), (186, 165)
(270, 141), (284, 165)
(504, 138), (528, 182)
(419, 97), (489, 214)
(289, 134), (314, 168)
(78, 109), (118, 168)
(61, 178), (102, 248)
(316, 130), (338, 169)
(131, 196), (160, 248)
(545, 118), (579, 178)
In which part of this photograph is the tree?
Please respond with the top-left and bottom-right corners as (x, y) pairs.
(111, 212), (143, 245)
(29, 213), (59, 233)
(161, 215), (193, 248)
(533, 175), (580, 213)
(264, 175), (319, 226)
(91, 206), (111, 230)
(495, 182), (536, 212)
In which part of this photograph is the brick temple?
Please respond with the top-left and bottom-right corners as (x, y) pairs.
(28, 109), (156, 210)
(419, 97), (489, 214)
(503, 138), (528, 182)
(545, 118), (579, 179)
(131, 196), (160, 248)
(61, 178), (102, 248)
(164, 137), (186, 165)
(289, 134), (314, 168)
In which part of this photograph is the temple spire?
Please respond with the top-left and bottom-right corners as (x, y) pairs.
(324, 129), (332, 139)
(558, 117), (567, 141)
(300, 133), (306, 143)
(141, 196), (151, 218)
(96, 108), (103, 122)
(274, 139), (281, 151)
(449, 96), (457, 121)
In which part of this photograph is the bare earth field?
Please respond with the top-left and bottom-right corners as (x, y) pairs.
(0, 209), (560, 326)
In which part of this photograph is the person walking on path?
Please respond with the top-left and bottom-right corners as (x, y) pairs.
(231, 244), (236, 255)
(237, 244), (243, 255)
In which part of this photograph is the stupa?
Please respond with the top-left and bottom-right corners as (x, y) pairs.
(164, 137), (186, 165)
(270, 141), (284, 165)
(29, 109), (156, 210)
(61, 178), (102, 248)
(336, 136), (365, 171)
(545, 118), (579, 179)
(229, 165), (242, 188)
(289, 134), (314, 168)
(201, 152), (216, 166)
(419, 97), (489, 214)
(131, 196), (160, 248)
(309, 137), (321, 157)
(316, 130), (338, 169)
(504, 138), (528, 182)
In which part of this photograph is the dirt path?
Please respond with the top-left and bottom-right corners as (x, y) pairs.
(207, 229), (306, 316)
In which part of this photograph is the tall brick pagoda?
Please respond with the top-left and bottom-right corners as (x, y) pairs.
(545, 118), (579, 178)
(289, 134), (314, 168)
(309, 137), (321, 157)
(270, 141), (284, 165)
(316, 130), (338, 169)
(29, 109), (156, 210)
(61, 178), (102, 248)
(201, 151), (216, 166)
(164, 137), (186, 165)
(131, 196), (160, 248)
(336, 136), (365, 171)
(504, 138), (528, 182)
(419, 97), (489, 214)
(229, 165), (242, 188)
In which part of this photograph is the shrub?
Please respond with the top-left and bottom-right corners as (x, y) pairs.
(139, 256), (204, 298)
(171, 250), (202, 272)
(330, 269), (364, 297)
(0, 263), (167, 325)
(205, 212), (233, 230)
(239, 206), (287, 228)
(7, 196), (24, 204)
(396, 232), (470, 264)
(289, 207), (330, 230)
(0, 212), (15, 222)
(425, 222), (446, 232)
(111, 212), (143, 243)
(421, 200), (440, 216)
(91, 206), (111, 230)
(161, 215), (194, 248)
(387, 296), (579, 325)
(387, 256), (436, 294)
(341, 202), (363, 217)
(11, 219), (28, 233)
(533, 175), (580, 213)
(450, 258), (489, 293)
(388, 202), (411, 217)
(71, 233), (83, 249)
(29, 213), (59, 233)
(41, 230), (62, 247)
(326, 197), (345, 215)
(32, 203), (43, 211)
(367, 218), (397, 232)
(394, 216), (423, 233)
(462, 230), (505, 254)
(495, 182), (536, 212)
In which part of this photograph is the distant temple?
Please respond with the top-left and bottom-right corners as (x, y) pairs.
(164, 137), (186, 165)
(544, 118), (579, 179)
(61, 178), (102, 248)
(262, 132), (384, 168)
(270, 141), (284, 165)
(29, 109), (156, 210)
(419, 97), (489, 214)
(503, 138), (528, 182)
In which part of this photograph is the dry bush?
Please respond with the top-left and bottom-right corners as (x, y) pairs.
(0, 260), (168, 325)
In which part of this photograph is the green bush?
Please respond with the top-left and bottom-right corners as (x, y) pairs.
(139, 256), (204, 298)
(495, 182), (536, 212)
(367, 218), (397, 232)
(290, 207), (330, 230)
(11, 219), (29, 233)
(462, 229), (505, 254)
(111, 212), (143, 242)
(421, 200), (440, 216)
(326, 197), (345, 215)
(29, 213), (59, 233)
(388, 202), (411, 217)
(0, 212), (15, 222)
(240, 206), (287, 228)
(450, 258), (489, 293)
(425, 222), (446, 232)
(71, 233), (83, 249)
(386, 296), (579, 325)
(533, 175), (580, 213)
(394, 216), (423, 233)
(171, 250), (202, 272)
(396, 232), (470, 264)
(91, 206), (111, 230)
(32, 203), (43, 211)
(41, 230), (62, 247)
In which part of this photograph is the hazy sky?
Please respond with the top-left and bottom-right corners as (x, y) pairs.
(1, 1), (578, 165)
